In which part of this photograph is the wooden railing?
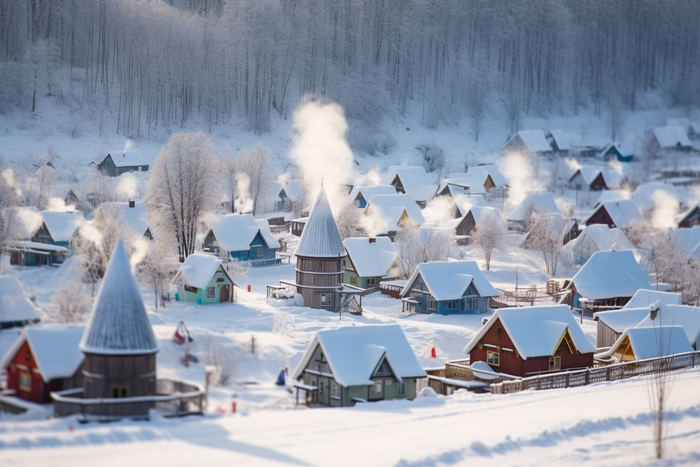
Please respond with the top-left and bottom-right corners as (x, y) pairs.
(444, 360), (517, 385)
(51, 379), (206, 421)
(490, 351), (700, 394)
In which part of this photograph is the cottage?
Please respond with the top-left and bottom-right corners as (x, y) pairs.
(453, 206), (502, 238)
(363, 194), (425, 238)
(348, 185), (397, 208)
(562, 224), (636, 266)
(595, 326), (693, 364)
(291, 217), (308, 237)
(291, 324), (426, 407)
(343, 237), (399, 289)
(0, 276), (41, 330)
(97, 152), (149, 177)
(676, 205), (700, 228)
(636, 304), (700, 349)
(202, 214), (280, 265)
(562, 250), (652, 310)
(575, 128), (610, 158)
(583, 199), (645, 229)
(594, 308), (649, 348)
(650, 126), (693, 153)
(506, 193), (560, 231)
(173, 253), (237, 305)
(568, 166), (608, 191)
(400, 261), (499, 315)
(447, 194), (487, 219)
(435, 178), (482, 199)
(0, 325), (84, 405)
(623, 289), (682, 309)
(503, 130), (553, 156)
(464, 305), (595, 377)
(546, 130), (571, 156)
(11, 210), (84, 266)
(387, 166), (435, 207)
(276, 180), (303, 212)
(600, 142), (634, 163)
(94, 201), (152, 239)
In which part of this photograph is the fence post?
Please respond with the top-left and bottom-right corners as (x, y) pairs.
(585, 369), (590, 385)
(566, 372), (570, 388)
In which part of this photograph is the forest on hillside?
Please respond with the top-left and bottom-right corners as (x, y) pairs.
(1, 0), (699, 146)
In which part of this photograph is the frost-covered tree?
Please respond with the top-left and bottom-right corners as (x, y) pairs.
(524, 213), (568, 275)
(145, 132), (220, 261)
(336, 202), (366, 241)
(139, 241), (178, 310)
(470, 211), (508, 271)
(51, 280), (93, 324)
(395, 228), (451, 278)
(232, 144), (271, 215)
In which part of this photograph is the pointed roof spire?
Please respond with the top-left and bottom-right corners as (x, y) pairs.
(80, 240), (158, 355)
(295, 184), (345, 258)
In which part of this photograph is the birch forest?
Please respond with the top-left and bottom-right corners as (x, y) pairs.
(1, 0), (699, 138)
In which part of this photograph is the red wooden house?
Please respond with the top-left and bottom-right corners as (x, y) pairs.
(463, 305), (595, 377)
(1, 325), (84, 404)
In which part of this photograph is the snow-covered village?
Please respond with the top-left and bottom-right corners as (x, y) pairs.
(1, 1), (700, 466)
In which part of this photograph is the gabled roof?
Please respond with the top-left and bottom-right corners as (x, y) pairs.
(623, 289), (682, 309)
(601, 142), (634, 158)
(594, 308), (649, 333)
(279, 180), (303, 201)
(636, 304), (700, 347)
(97, 202), (150, 236)
(349, 185), (397, 203)
(173, 253), (236, 290)
(207, 214), (280, 252)
(0, 276), (40, 324)
(464, 305), (596, 358)
(571, 250), (652, 300)
(468, 206), (503, 225)
(387, 166), (435, 202)
(597, 326), (692, 361)
(40, 210), (85, 242)
(364, 194), (425, 232)
(401, 261), (499, 301)
(343, 237), (398, 278)
(474, 165), (508, 187)
(570, 166), (603, 186)
(669, 226), (700, 257)
(0, 325), (85, 382)
(451, 194), (487, 217)
(584, 199), (645, 229)
(106, 152), (148, 167)
(437, 174), (487, 195)
(547, 130), (571, 150)
(507, 193), (559, 222)
(295, 185), (345, 258)
(505, 130), (552, 152)
(291, 324), (426, 387)
(571, 224), (635, 253)
(653, 126), (692, 148)
(80, 240), (158, 356)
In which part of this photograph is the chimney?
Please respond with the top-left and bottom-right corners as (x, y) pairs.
(128, 199), (135, 208)
(369, 237), (376, 243)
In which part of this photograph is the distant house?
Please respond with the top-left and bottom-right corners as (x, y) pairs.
(561, 250), (652, 310)
(595, 326), (692, 365)
(568, 166), (608, 191)
(676, 205), (700, 228)
(277, 180), (303, 212)
(387, 166), (435, 208)
(94, 201), (152, 239)
(623, 289), (682, 309)
(47, 185), (90, 212)
(636, 304), (700, 349)
(0, 276), (41, 330)
(0, 325), (84, 404)
(463, 305), (595, 377)
(343, 237), (399, 289)
(447, 194), (487, 219)
(469, 165), (508, 187)
(11, 210), (84, 266)
(400, 261), (499, 315)
(453, 206), (502, 239)
(546, 130), (571, 157)
(583, 199), (645, 229)
(670, 226), (700, 260)
(97, 152), (149, 177)
(506, 193), (560, 231)
(575, 128), (611, 158)
(363, 194), (425, 238)
(291, 324), (426, 407)
(600, 142), (634, 163)
(436, 178), (483, 199)
(291, 217), (308, 237)
(349, 186), (397, 208)
(202, 214), (280, 265)
(503, 130), (553, 156)
(562, 224), (636, 266)
(650, 126), (694, 153)
(173, 253), (237, 305)
(594, 308), (649, 348)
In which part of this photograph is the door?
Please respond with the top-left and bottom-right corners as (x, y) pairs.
(220, 285), (229, 302)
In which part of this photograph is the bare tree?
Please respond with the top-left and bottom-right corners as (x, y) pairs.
(51, 280), (93, 323)
(525, 213), (568, 275)
(336, 201), (366, 241)
(138, 241), (178, 310)
(230, 143), (271, 215)
(145, 132), (221, 262)
(470, 211), (508, 271)
(395, 228), (451, 278)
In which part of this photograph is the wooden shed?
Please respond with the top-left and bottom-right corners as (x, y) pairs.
(593, 308), (649, 348)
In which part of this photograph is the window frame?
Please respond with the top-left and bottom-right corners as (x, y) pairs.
(428, 296), (437, 311)
(208, 287), (215, 298)
(19, 371), (31, 392)
(184, 285), (198, 294)
(330, 381), (341, 400)
(111, 385), (128, 398)
(549, 356), (562, 371)
(396, 380), (406, 396)
(487, 350), (500, 366)
(468, 297), (479, 309)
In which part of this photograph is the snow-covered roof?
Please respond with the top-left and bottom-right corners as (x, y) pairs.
(574, 224), (635, 252)
(291, 324), (426, 387)
(279, 180), (303, 201)
(207, 214), (280, 252)
(40, 210), (85, 242)
(570, 166), (603, 186)
(467, 166), (508, 187)
(623, 289), (682, 309)
(505, 130), (552, 153)
(80, 240), (158, 356)
(667, 117), (691, 130)
(295, 185), (345, 258)
(468, 206), (503, 225)
(507, 193), (559, 222)
(106, 152), (148, 167)
(6, 207), (42, 239)
(388, 166), (436, 202)
(584, 199), (645, 229)
(653, 126), (692, 148)
(451, 194), (487, 217)
(670, 227), (700, 256)
(0, 325), (84, 382)
(594, 309), (649, 333)
(349, 185), (397, 203)
(548, 130), (571, 150)
(600, 168), (626, 189)
(365, 194), (425, 231)
(636, 304), (700, 347)
(343, 237), (397, 278)
(464, 305), (596, 358)
(173, 253), (236, 290)
(438, 174), (487, 195)
(0, 276), (40, 324)
(97, 202), (150, 236)
(571, 250), (652, 300)
(577, 128), (610, 150)
(601, 142), (634, 158)
(632, 182), (680, 212)
(401, 261), (499, 301)
(598, 326), (692, 361)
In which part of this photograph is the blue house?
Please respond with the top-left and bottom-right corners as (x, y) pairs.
(202, 214), (281, 266)
(10, 210), (84, 266)
(348, 185), (397, 208)
(400, 261), (499, 315)
(600, 142), (634, 163)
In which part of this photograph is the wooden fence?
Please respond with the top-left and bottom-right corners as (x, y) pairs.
(490, 351), (700, 394)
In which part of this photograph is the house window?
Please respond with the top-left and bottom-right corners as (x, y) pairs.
(428, 296), (437, 310)
(330, 382), (341, 399)
(350, 276), (357, 285)
(366, 278), (376, 286)
(254, 246), (263, 257)
(111, 385), (128, 398)
(208, 287), (215, 298)
(184, 285), (198, 294)
(320, 294), (332, 308)
(487, 350), (500, 366)
(468, 298), (478, 309)
(397, 380), (406, 396)
(447, 301), (457, 309)
(369, 380), (383, 400)
(549, 356), (561, 371)
(19, 371), (31, 392)
(319, 381), (324, 395)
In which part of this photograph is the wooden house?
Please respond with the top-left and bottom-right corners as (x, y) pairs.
(503, 130), (553, 156)
(276, 180), (303, 212)
(650, 126), (694, 154)
(400, 261), (499, 315)
(568, 166), (608, 191)
(677, 205), (700, 228)
(291, 324), (426, 407)
(363, 194), (425, 238)
(387, 166), (435, 208)
(561, 224), (636, 266)
(453, 206), (502, 239)
(0, 325), (84, 404)
(348, 185), (397, 208)
(600, 142), (634, 163)
(583, 199), (645, 229)
(506, 193), (560, 231)
(595, 326), (692, 365)
(464, 305), (596, 377)
(173, 253), (237, 305)
(343, 237), (399, 289)
(202, 214), (280, 265)
(593, 308), (649, 348)
(546, 130), (571, 157)
(0, 276), (41, 330)
(94, 201), (152, 239)
(97, 152), (149, 177)
(447, 194), (487, 220)
(11, 210), (84, 266)
(635, 304), (700, 349)
(291, 217), (308, 237)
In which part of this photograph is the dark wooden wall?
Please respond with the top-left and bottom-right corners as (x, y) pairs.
(83, 353), (156, 399)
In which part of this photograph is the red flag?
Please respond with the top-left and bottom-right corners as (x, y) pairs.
(431, 347), (437, 358)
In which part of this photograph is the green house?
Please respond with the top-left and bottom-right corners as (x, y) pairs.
(291, 324), (426, 407)
(173, 253), (237, 305)
(343, 237), (399, 289)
